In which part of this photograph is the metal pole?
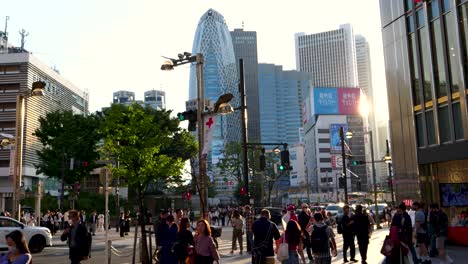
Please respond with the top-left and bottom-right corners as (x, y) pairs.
(196, 54), (207, 219)
(105, 168), (110, 263)
(13, 94), (25, 221)
(369, 131), (382, 229)
(239, 59), (249, 204)
(386, 139), (395, 205)
(340, 127), (348, 204)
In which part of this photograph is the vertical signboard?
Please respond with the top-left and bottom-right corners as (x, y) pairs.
(330, 124), (348, 153)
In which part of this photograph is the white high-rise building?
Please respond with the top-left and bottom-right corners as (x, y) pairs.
(295, 24), (358, 87)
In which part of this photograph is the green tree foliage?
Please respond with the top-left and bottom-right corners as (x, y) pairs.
(100, 103), (197, 264)
(216, 142), (242, 183)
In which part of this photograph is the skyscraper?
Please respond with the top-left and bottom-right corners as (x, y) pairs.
(113, 90), (135, 105)
(144, 90), (166, 109)
(258, 63), (312, 145)
(379, 0), (468, 202)
(295, 24), (358, 87)
(230, 28), (260, 142)
(189, 9), (240, 195)
(297, 24), (367, 197)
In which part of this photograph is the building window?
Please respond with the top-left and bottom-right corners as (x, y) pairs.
(430, 19), (448, 98)
(319, 148), (330, 153)
(318, 129), (330, 134)
(319, 158), (332, 163)
(452, 102), (464, 139)
(444, 12), (460, 94)
(418, 28), (433, 103)
(438, 105), (451, 142)
(318, 138), (330, 143)
(406, 0), (414, 11)
(409, 34), (422, 106)
(426, 110), (437, 145)
(429, 0), (440, 19)
(415, 113), (425, 147)
(459, 3), (468, 85)
(320, 168), (332, 173)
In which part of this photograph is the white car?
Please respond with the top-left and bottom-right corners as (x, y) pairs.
(0, 216), (52, 253)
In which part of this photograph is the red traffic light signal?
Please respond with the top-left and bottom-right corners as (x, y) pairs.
(186, 192), (191, 200)
(240, 187), (246, 195)
(83, 161), (89, 167)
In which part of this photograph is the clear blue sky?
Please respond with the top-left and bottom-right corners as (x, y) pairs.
(2, 0), (388, 121)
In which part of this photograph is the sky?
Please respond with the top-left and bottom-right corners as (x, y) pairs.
(2, 0), (388, 122)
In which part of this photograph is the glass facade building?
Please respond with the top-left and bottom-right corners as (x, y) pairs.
(189, 9), (240, 194)
(379, 0), (468, 203)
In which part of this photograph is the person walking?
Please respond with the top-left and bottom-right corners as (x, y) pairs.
(230, 210), (244, 255)
(339, 205), (357, 263)
(89, 211), (97, 236)
(430, 203), (452, 264)
(281, 220), (306, 264)
(244, 205), (255, 253)
(252, 209), (281, 264)
(413, 202), (431, 264)
(159, 215), (178, 264)
(298, 203), (314, 263)
(351, 205), (370, 264)
(194, 219), (220, 264)
(0, 230), (32, 264)
(174, 217), (194, 264)
(386, 202), (413, 263)
(310, 213), (337, 264)
(60, 210), (90, 264)
(119, 212), (126, 237)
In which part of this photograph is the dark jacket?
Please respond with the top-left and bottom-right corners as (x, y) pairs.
(175, 229), (195, 261)
(60, 222), (89, 261)
(298, 211), (311, 231)
(341, 213), (354, 235)
(352, 213), (370, 239)
(252, 217), (281, 257)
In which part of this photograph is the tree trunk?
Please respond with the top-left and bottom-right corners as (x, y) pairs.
(138, 191), (150, 264)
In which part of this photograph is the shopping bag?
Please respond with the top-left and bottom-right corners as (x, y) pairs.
(277, 236), (289, 261)
(380, 235), (394, 257)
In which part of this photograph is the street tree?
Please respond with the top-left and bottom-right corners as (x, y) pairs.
(216, 142), (242, 183)
(100, 103), (196, 264)
(34, 110), (102, 209)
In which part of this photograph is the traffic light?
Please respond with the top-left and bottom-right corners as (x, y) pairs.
(83, 161), (89, 167)
(280, 149), (290, 166)
(240, 187), (246, 196)
(186, 191), (191, 201)
(351, 160), (366, 165)
(338, 177), (345, 188)
(177, 110), (197, 131)
(279, 164), (285, 171)
(74, 181), (80, 194)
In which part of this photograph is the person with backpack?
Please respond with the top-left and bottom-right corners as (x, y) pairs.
(310, 213), (337, 264)
(252, 209), (281, 264)
(61, 210), (91, 264)
(338, 205), (357, 263)
(298, 203), (314, 263)
(430, 203), (453, 264)
(351, 205), (370, 264)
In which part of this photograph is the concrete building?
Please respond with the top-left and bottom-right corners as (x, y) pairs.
(0, 52), (88, 212)
(230, 28), (261, 142)
(113, 91), (135, 105)
(144, 90), (166, 109)
(379, 0), (468, 203)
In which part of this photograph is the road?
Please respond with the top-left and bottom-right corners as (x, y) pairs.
(33, 224), (390, 264)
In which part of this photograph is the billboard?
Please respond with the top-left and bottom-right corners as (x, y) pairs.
(330, 124), (348, 153)
(312, 87), (361, 115)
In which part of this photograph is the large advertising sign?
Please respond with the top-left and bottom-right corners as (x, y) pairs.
(312, 87), (361, 115)
(338, 88), (361, 114)
(314, 87), (338, 114)
(330, 124), (348, 153)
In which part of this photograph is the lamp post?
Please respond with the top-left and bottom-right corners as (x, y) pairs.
(11, 81), (45, 220)
(346, 129), (382, 229)
(239, 59), (249, 204)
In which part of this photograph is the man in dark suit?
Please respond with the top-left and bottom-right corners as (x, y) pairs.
(61, 210), (90, 264)
(352, 205), (370, 264)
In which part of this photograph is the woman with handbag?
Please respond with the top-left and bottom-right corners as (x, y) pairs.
(194, 219), (220, 264)
(174, 217), (195, 264)
(230, 210), (244, 255)
(279, 220), (306, 264)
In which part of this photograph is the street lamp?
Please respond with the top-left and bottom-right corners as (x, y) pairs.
(11, 81), (45, 220)
(346, 130), (382, 229)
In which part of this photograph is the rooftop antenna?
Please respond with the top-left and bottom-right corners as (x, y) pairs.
(19, 29), (29, 52)
(242, 21), (244, 29)
(3, 16), (9, 40)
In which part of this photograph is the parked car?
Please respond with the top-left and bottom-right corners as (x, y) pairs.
(0, 216), (52, 253)
(369, 204), (387, 221)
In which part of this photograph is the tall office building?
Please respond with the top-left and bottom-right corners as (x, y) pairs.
(258, 64), (312, 145)
(230, 28), (260, 142)
(144, 90), (166, 109)
(379, 0), (468, 203)
(189, 9), (240, 196)
(295, 24), (358, 87)
(355, 35), (389, 186)
(0, 52), (88, 211)
(297, 24), (369, 199)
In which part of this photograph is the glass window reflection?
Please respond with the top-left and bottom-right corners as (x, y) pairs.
(452, 102), (464, 140)
(426, 110), (436, 145)
(430, 0), (440, 20)
(459, 3), (468, 86)
(437, 106), (451, 143)
(430, 19), (447, 98)
(444, 12), (460, 94)
(418, 29), (433, 102)
(409, 34), (422, 106)
(416, 113), (425, 147)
